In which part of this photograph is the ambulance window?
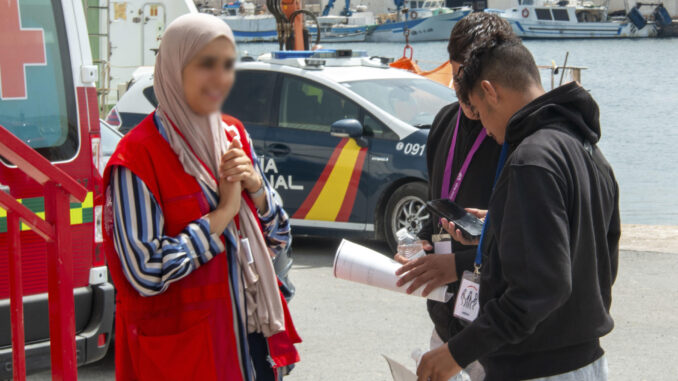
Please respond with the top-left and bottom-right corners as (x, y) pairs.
(223, 70), (277, 125)
(0, 0), (78, 162)
(278, 76), (360, 133)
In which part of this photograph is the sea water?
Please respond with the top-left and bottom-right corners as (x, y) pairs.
(239, 39), (678, 226)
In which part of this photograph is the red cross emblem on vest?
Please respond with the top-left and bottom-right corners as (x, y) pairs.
(0, 0), (47, 100)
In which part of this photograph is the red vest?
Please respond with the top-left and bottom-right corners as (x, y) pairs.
(103, 113), (301, 381)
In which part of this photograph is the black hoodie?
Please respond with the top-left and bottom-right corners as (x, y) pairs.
(447, 83), (621, 380)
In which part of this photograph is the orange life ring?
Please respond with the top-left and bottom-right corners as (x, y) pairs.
(410, 10), (418, 19)
(522, 8), (529, 18)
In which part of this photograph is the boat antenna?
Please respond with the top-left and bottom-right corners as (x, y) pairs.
(401, 8), (413, 59)
(559, 51), (569, 86)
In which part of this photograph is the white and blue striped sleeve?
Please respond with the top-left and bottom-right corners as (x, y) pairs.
(109, 165), (227, 297)
(249, 137), (291, 257)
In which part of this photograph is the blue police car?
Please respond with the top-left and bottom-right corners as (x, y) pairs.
(106, 50), (456, 250)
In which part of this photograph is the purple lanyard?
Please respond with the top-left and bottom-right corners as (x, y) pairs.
(441, 111), (487, 201)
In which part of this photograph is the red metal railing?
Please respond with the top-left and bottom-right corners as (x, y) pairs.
(0, 124), (87, 381)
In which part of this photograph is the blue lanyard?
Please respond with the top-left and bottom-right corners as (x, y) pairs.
(474, 142), (509, 269)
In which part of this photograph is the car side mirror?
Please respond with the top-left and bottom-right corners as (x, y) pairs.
(330, 119), (363, 138)
(330, 119), (368, 147)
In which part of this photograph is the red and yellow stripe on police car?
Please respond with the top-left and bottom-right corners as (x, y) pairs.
(293, 138), (367, 222)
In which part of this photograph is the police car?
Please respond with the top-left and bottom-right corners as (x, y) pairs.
(107, 50), (456, 250)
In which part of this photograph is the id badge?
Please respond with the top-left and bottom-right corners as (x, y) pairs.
(432, 233), (452, 255)
(453, 271), (481, 323)
(240, 238), (254, 264)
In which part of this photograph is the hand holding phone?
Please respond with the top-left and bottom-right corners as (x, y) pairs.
(441, 217), (480, 246)
(426, 199), (485, 243)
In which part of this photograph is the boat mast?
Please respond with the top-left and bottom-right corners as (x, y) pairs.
(603, 0), (610, 20)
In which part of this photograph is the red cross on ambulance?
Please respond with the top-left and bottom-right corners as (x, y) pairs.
(0, 0), (47, 99)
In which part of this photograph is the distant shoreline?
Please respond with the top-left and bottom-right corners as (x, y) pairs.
(620, 224), (678, 254)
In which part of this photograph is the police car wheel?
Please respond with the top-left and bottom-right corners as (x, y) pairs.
(384, 182), (430, 252)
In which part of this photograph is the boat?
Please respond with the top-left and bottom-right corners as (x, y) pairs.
(218, 0), (372, 43)
(486, 0), (660, 38)
(367, 2), (472, 42)
(213, 0), (472, 43)
(214, 1), (278, 42)
(308, 11), (375, 42)
(221, 15), (278, 42)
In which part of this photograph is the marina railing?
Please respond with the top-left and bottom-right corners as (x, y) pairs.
(0, 124), (87, 381)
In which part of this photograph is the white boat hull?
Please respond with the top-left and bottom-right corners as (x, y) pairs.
(314, 32), (368, 42)
(221, 15), (278, 42)
(488, 6), (659, 39)
(309, 25), (368, 42)
(367, 8), (472, 42)
(507, 19), (658, 38)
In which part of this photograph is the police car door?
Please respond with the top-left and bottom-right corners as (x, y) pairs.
(267, 74), (368, 232)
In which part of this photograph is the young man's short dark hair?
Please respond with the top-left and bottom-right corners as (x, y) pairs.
(455, 39), (542, 104)
(447, 13), (516, 64)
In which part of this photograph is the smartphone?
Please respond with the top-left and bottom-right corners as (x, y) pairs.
(425, 199), (484, 240)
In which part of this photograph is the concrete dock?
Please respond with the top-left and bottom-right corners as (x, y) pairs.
(31, 225), (678, 380)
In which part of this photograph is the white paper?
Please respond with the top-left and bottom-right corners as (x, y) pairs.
(383, 355), (417, 381)
(333, 239), (451, 303)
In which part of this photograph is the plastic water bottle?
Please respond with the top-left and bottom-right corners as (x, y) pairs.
(411, 349), (471, 381)
(412, 348), (425, 366)
(396, 228), (425, 260)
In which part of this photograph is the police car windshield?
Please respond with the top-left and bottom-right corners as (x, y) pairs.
(342, 78), (455, 128)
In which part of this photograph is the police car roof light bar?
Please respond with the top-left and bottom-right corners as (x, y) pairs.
(271, 49), (368, 60)
(305, 58), (327, 67)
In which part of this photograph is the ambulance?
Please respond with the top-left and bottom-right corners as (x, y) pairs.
(0, 0), (114, 376)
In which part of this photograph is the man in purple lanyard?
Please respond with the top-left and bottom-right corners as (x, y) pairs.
(394, 13), (514, 381)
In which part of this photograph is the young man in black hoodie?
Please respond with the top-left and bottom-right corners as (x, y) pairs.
(415, 38), (621, 381)
(393, 13), (510, 380)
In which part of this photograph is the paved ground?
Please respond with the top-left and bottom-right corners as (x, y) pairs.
(30, 237), (678, 380)
(619, 224), (678, 254)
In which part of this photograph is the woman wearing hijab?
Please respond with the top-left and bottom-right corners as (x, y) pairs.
(102, 13), (300, 381)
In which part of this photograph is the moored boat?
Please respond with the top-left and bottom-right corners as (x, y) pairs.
(367, 2), (472, 42)
(487, 0), (660, 38)
(222, 14), (278, 42)
(211, 1), (278, 42)
(308, 12), (375, 42)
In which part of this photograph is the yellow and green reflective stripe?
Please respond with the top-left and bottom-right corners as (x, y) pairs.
(0, 192), (94, 233)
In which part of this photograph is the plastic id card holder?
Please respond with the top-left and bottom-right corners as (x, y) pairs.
(453, 271), (481, 323)
(240, 238), (254, 264)
(432, 233), (452, 255)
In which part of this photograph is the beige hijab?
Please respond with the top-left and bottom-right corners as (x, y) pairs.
(154, 13), (284, 337)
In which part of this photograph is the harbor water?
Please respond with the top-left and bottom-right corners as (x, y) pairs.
(240, 39), (678, 226)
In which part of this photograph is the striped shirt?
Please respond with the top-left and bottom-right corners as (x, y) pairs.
(108, 120), (291, 297)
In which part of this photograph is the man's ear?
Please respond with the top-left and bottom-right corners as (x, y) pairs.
(480, 80), (498, 106)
